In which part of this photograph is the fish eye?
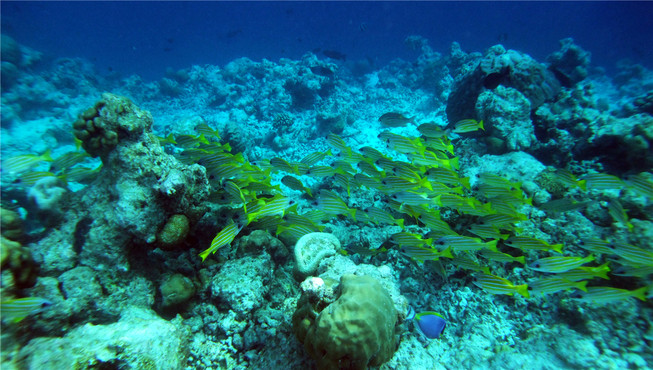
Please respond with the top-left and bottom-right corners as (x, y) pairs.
(579, 240), (585, 245)
(533, 263), (540, 268)
(608, 244), (616, 249)
(289, 200), (295, 205)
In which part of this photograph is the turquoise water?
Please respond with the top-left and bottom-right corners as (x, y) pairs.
(1, 2), (652, 369)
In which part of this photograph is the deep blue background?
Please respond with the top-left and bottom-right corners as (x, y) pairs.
(2, 1), (652, 80)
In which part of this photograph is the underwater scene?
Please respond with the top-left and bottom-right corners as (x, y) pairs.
(1, 2), (653, 369)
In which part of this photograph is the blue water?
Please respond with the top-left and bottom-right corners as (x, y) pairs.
(3, 1), (652, 80)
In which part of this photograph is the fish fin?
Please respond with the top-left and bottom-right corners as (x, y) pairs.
(576, 280), (588, 292)
(440, 246), (453, 259)
(550, 243), (564, 254)
(199, 248), (212, 262)
(485, 239), (499, 251)
(395, 218), (405, 229)
(516, 284), (530, 298)
(515, 256), (526, 265)
(632, 287), (648, 302)
(41, 149), (54, 162)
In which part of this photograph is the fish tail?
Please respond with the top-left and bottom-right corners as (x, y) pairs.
(632, 287), (648, 301)
(440, 246), (454, 259)
(576, 280), (588, 292)
(485, 239), (499, 251)
(515, 256), (526, 265)
(550, 243), (564, 254)
(478, 120), (485, 131)
(515, 284), (530, 298)
(41, 149), (54, 162)
(395, 218), (405, 229)
(199, 248), (212, 262)
(420, 177), (433, 191)
(596, 263), (611, 279)
(348, 208), (357, 222)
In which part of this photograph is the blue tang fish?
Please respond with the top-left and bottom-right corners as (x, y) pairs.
(407, 306), (447, 339)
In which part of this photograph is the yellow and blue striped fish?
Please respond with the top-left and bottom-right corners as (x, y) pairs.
(2, 149), (53, 174)
(572, 286), (647, 304)
(399, 244), (452, 262)
(50, 151), (90, 172)
(558, 263), (611, 281)
(13, 171), (57, 187)
(1, 297), (52, 323)
(326, 133), (351, 153)
(582, 173), (625, 190)
(390, 232), (433, 248)
(434, 235), (498, 252)
(451, 253), (491, 274)
(607, 200), (633, 231)
(246, 195), (293, 223)
(577, 238), (614, 255)
(453, 119), (484, 134)
(480, 250), (525, 265)
(554, 168), (587, 190)
(611, 243), (653, 267)
(473, 272), (529, 298)
(316, 190), (356, 220)
(527, 277), (588, 296)
(504, 236), (564, 254)
(359, 146), (388, 162)
(529, 255), (595, 273)
(626, 172), (653, 199)
(417, 123), (447, 138)
(300, 149), (332, 166)
(281, 175), (312, 197)
(199, 221), (243, 261)
(363, 206), (404, 228)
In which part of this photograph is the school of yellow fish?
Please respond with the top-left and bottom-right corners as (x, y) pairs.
(3, 119), (652, 306)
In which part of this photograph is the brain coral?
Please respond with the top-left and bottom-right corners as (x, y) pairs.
(294, 274), (399, 370)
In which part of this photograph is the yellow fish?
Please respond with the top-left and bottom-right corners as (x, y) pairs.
(453, 119), (484, 133)
(199, 221), (243, 261)
(378, 112), (415, 127)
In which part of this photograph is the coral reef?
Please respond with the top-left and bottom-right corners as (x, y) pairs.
(293, 274), (399, 370)
(157, 214), (190, 250)
(27, 177), (68, 225)
(1, 31), (652, 370)
(15, 307), (190, 369)
(447, 44), (561, 124)
(546, 38), (592, 87)
(0, 207), (24, 241)
(476, 85), (534, 151)
(293, 232), (339, 278)
(0, 236), (39, 289)
(160, 273), (196, 308)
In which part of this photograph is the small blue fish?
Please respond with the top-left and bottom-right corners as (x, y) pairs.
(406, 306), (447, 339)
